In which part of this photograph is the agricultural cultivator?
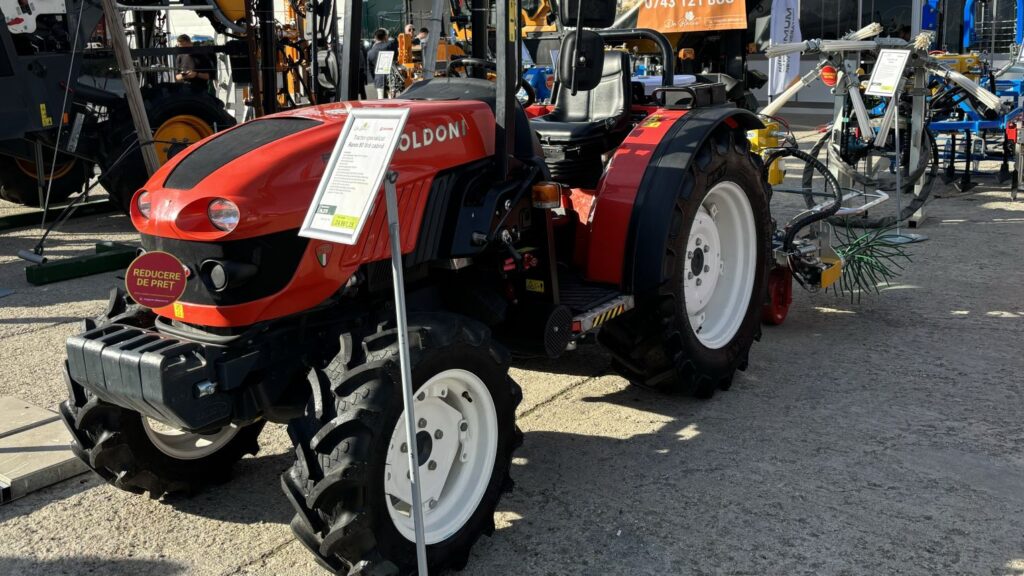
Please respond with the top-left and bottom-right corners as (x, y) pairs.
(55, 0), (878, 574)
(748, 22), (1021, 321)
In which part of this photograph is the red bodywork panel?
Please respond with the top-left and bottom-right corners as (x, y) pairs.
(134, 100), (495, 328)
(585, 110), (688, 285)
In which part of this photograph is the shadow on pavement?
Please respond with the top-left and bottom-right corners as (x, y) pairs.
(162, 452), (295, 526)
(0, 555), (187, 576)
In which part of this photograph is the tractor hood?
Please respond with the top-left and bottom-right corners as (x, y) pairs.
(127, 99), (496, 328)
(132, 100), (496, 241)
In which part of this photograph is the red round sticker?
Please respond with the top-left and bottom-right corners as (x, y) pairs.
(125, 251), (187, 308)
(821, 65), (838, 87)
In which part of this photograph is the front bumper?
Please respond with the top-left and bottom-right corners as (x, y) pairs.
(65, 322), (264, 432)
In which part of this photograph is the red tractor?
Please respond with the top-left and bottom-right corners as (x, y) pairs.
(59, 0), (772, 573)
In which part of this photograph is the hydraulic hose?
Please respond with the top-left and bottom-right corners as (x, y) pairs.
(763, 147), (842, 251)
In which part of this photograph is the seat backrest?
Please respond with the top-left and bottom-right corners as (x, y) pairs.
(401, 77), (543, 160)
(550, 51), (631, 124)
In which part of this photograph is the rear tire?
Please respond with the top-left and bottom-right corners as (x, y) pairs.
(282, 314), (522, 575)
(101, 83), (234, 213)
(0, 154), (92, 206)
(601, 127), (771, 397)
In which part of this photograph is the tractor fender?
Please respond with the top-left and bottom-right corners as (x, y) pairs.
(623, 106), (764, 296)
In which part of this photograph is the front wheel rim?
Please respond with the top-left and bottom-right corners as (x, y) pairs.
(142, 417), (240, 460)
(683, 180), (757, 349)
(384, 368), (499, 545)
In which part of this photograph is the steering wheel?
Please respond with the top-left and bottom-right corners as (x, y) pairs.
(446, 57), (536, 108)
(447, 57), (496, 78)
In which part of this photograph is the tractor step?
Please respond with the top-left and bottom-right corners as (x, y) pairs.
(555, 271), (632, 334)
(558, 271), (619, 312)
(571, 295), (634, 334)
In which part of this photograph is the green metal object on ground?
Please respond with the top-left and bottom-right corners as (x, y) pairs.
(0, 198), (118, 233)
(25, 241), (137, 286)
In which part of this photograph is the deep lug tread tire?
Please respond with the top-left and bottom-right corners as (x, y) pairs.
(60, 377), (264, 498)
(601, 127), (771, 397)
(283, 313), (521, 575)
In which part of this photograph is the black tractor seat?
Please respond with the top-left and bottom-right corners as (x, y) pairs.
(529, 50), (633, 188)
(400, 78), (543, 161)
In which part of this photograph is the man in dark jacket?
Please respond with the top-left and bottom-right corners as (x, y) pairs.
(174, 34), (212, 91)
(366, 29), (393, 99)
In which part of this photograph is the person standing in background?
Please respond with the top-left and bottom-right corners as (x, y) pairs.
(366, 28), (392, 99)
(174, 34), (212, 91)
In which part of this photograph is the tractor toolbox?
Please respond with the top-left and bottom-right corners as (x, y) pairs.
(65, 321), (266, 432)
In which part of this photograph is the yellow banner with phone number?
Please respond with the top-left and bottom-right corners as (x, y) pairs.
(636, 0), (747, 33)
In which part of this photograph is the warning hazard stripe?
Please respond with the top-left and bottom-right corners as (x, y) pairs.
(573, 296), (635, 334)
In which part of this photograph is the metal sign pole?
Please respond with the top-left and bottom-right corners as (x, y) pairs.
(384, 170), (430, 576)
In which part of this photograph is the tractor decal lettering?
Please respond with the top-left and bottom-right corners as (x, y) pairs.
(398, 118), (469, 152)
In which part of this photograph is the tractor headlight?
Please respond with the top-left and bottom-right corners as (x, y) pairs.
(208, 198), (240, 232)
(137, 191), (151, 218)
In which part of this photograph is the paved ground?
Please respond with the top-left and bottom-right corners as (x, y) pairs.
(1, 152), (1023, 576)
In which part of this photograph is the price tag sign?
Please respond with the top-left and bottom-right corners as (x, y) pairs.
(865, 49), (911, 97)
(375, 50), (395, 76)
(299, 107), (410, 245)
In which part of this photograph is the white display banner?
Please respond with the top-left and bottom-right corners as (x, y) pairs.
(768, 0), (801, 97)
(299, 107), (411, 245)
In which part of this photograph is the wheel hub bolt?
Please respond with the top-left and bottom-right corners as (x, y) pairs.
(428, 461), (437, 471)
(401, 442), (408, 453)
(417, 392), (425, 401)
(696, 278), (702, 286)
(687, 251), (693, 259)
(428, 499), (437, 509)
(703, 245), (710, 253)
(434, 429), (443, 439)
(695, 238), (702, 246)
(687, 272), (693, 280)
(704, 265), (710, 273)
(418, 418), (426, 429)
(459, 422), (468, 432)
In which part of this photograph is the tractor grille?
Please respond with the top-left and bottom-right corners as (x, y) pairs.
(140, 229), (309, 306)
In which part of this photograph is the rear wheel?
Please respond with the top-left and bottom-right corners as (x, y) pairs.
(282, 314), (522, 575)
(101, 83), (234, 213)
(0, 153), (92, 206)
(601, 127), (771, 397)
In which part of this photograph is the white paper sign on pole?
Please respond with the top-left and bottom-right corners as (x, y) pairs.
(299, 107), (410, 245)
(375, 51), (395, 76)
(865, 49), (911, 98)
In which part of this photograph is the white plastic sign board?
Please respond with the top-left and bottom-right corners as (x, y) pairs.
(375, 51), (395, 75)
(865, 49), (911, 98)
(299, 107), (410, 245)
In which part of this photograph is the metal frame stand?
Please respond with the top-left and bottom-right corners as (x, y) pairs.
(881, 86), (929, 245)
(100, 0), (159, 174)
(384, 170), (429, 576)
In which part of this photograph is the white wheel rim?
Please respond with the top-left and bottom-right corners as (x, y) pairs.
(684, 180), (757, 349)
(142, 417), (240, 460)
(384, 368), (498, 545)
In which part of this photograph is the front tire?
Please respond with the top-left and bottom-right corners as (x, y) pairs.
(60, 389), (265, 497)
(601, 127), (771, 397)
(282, 314), (522, 575)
